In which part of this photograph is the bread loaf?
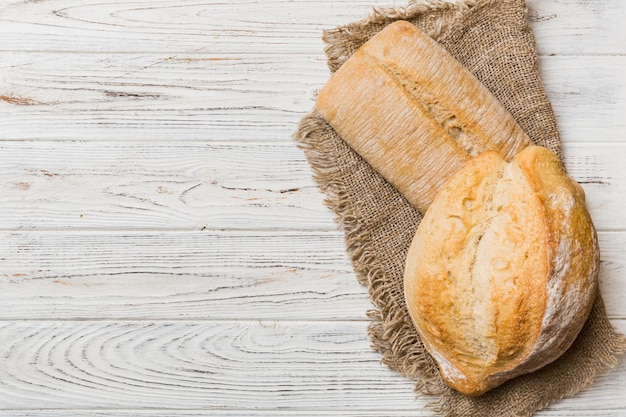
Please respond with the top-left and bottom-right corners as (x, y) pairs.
(315, 20), (531, 213)
(403, 146), (599, 396)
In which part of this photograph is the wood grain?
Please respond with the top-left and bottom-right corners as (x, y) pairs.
(0, 0), (623, 54)
(0, 51), (322, 142)
(0, 321), (416, 409)
(541, 56), (626, 144)
(0, 320), (624, 411)
(0, 230), (361, 320)
(527, 0), (626, 55)
(0, 141), (332, 231)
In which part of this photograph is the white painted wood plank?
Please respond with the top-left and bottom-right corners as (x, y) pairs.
(0, 230), (364, 320)
(0, 320), (623, 412)
(596, 232), (626, 320)
(1, 53), (623, 142)
(0, 141), (621, 231)
(0, 230), (623, 320)
(0, 266), (366, 321)
(527, 0), (626, 56)
(0, 0), (623, 55)
(0, 51), (323, 142)
(541, 56), (626, 144)
(0, 52), (324, 114)
(561, 142), (626, 231)
(0, 141), (334, 231)
(0, 0), (377, 54)
(0, 321), (419, 410)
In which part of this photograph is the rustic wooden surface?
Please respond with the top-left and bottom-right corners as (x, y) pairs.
(0, 0), (624, 415)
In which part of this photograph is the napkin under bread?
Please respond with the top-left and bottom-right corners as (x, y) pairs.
(294, 0), (626, 415)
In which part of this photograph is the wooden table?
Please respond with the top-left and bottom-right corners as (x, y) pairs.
(0, 1), (624, 415)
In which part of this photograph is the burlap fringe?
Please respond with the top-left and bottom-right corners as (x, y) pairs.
(294, 113), (381, 288)
(371, 0), (476, 21)
(294, 113), (451, 400)
(322, 0), (499, 73)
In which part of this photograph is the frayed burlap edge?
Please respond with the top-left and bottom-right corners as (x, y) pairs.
(296, 112), (447, 395)
(323, 0), (481, 73)
(293, 0), (626, 415)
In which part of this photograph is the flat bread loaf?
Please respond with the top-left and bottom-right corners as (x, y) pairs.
(403, 146), (599, 396)
(315, 20), (531, 213)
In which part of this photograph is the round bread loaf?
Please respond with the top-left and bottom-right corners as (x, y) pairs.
(403, 146), (599, 396)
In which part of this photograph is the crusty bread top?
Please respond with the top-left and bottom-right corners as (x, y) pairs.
(404, 146), (599, 396)
(314, 20), (530, 213)
(357, 21), (529, 161)
(314, 31), (470, 213)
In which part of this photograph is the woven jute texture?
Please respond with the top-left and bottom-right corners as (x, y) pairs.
(294, 0), (626, 415)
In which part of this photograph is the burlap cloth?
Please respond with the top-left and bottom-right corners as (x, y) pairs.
(294, 0), (626, 415)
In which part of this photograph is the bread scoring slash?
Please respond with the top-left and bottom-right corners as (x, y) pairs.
(404, 146), (599, 396)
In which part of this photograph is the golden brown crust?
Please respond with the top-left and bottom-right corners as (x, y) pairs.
(315, 49), (470, 213)
(404, 146), (599, 396)
(360, 21), (529, 161)
(314, 20), (531, 213)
